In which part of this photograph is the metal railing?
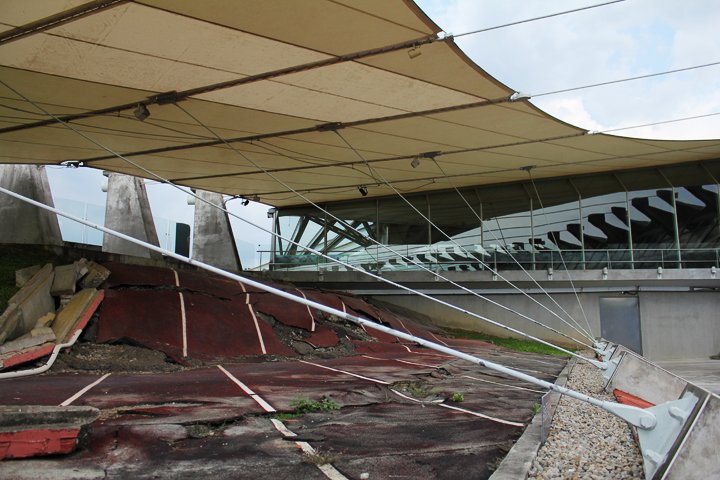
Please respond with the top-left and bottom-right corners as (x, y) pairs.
(266, 246), (720, 272)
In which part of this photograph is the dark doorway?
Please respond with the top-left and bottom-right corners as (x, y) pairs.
(599, 297), (642, 354)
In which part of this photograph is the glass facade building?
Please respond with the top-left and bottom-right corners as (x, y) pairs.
(269, 165), (720, 272)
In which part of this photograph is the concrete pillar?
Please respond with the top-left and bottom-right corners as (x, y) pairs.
(102, 172), (160, 259)
(192, 190), (242, 272)
(0, 164), (62, 245)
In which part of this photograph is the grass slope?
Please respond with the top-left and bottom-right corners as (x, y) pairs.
(443, 327), (574, 357)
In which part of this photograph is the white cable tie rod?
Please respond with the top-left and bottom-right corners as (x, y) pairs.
(0, 185), (654, 429)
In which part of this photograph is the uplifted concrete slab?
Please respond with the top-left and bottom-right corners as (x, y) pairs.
(0, 405), (99, 459)
(2, 263), (54, 342)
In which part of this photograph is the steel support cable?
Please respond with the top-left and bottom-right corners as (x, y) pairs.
(453, 0), (625, 39)
(176, 107), (594, 349)
(0, 185), (659, 431)
(526, 169), (594, 339)
(486, 212), (594, 341)
(429, 157), (596, 341)
(1, 79), (602, 367)
(334, 129), (599, 344)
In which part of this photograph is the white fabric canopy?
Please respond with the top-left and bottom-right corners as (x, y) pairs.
(1, 0), (719, 207)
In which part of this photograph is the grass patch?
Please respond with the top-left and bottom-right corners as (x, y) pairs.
(451, 392), (464, 402)
(442, 328), (574, 357)
(289, 396), (340, 414)
(392, 380), (442, 400)
(0, 245), (63, 312)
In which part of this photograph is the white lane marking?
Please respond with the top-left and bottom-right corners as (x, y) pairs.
(397, 319), (412, 335)
(462, 375), (546, 394)
(439, 403), (525, 427)
(238, 281), (247, 293)
(299, 360), (389, 385)
(216, 365), (275, 412)
(295, 289), (315, 332)
(172, 270), (188, 357)
(429, 332), (449, 346)
(179, 292), (188, 357)
(59, 373), (111, 406)
(247, 304), (267, 354)
(401, 344), (412, 353)
(362, 354), (438, 369)
(270, 418), (296, 437)
(390, 389), (442, 404)
(297, 442), (348, 480)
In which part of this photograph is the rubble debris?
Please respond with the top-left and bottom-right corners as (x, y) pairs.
(0, 259), (106, 371)
(14, 264), (41, 288)
(0, 327), (56, 354)
(0, 304), (23, 344)
(78, 261), (110, 289)
(1, 263), (54, 342)
(0, 405), (100, 459)
(51, 288), (103, 344)
(50, 263), (80, 296)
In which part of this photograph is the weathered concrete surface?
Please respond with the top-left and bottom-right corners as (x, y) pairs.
(0, 405), (100, 459)
(52, 288), (103, 342)
(192, 190), (241, 272)
(102, 173), (160, 259)
(50, 263), (79, 296)
(277, 267), (720, 360)
(0, 164), (62, 246)
(606, 350), (687, 406)
(1, 263), (55, 342)
(0, 327), (55, 354)
(664, 393), (720, 479)
(656, 360), (720, 395)
(79, 261), (111, 288)
(15, 264), (41, 287)
(489, 359), (572, 480)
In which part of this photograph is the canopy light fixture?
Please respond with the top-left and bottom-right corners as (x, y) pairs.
(410, 157), (421, 168)
(407, 46), (422, 59)
(133, 104), (150, 121)
(358, 185), (368, 196)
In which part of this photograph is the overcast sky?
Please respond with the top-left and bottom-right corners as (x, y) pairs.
(46, 0), (720, 266)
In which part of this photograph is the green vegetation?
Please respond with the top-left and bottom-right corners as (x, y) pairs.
(289, 396), (340, 414)
(451, 392), (464, 402)
(532, 402), (542, 415)
(0, 245), (63, 312)
(393, 380), (442, 400)
(442, 328), (574, 357)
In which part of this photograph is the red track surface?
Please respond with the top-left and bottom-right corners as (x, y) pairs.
(0, 263), (568, 479)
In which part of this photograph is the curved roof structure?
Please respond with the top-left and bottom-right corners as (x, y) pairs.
(1, 0), (719, 207)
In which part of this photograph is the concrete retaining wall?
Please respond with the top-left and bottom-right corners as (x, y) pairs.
(377, 290), (720, 361)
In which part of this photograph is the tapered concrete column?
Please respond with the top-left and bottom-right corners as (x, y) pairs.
(102, 173), (160, 259)
(192, 190), (242, 272)
(0, 164), (62, 245)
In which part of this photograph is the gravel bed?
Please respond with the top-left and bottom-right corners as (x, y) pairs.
(528, 358), (644, 480)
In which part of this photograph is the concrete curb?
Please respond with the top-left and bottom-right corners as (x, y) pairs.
(489, 357), (575, 480)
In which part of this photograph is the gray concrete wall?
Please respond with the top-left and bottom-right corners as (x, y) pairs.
(375, 290), (720, 361)
(102, 173), (160, 259)
(192, 190), (241, 272)
(0, 164), (62, 245)
(640, 291), (720, 361)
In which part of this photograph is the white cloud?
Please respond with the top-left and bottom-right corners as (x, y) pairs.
(416, 0), (720, 139)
